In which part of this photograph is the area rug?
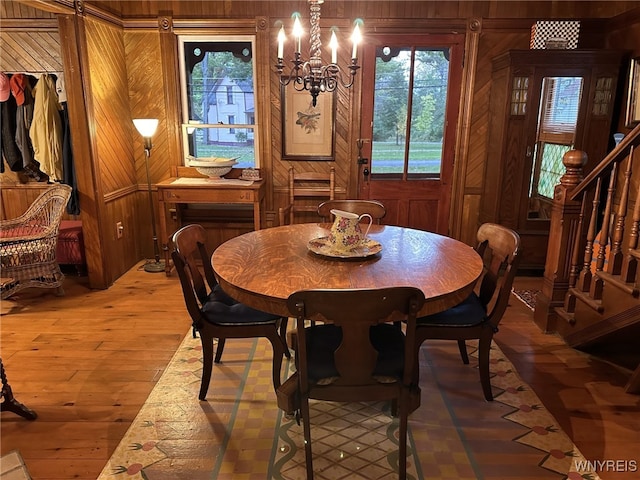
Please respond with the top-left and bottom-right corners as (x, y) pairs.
(512, 288), (540, 311)
(97, 329), (599, 480)
(0, 450), (31, 480)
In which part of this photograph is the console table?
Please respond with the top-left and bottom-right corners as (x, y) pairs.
(156, 178), (265, 276)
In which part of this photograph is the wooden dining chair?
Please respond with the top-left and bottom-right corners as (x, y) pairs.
(278, 167), (335, 225)
(279, 287), (425, 480)
(413, 222), (521, 401)
(171, 224), (289, 400)
(317, 199), (386, 223)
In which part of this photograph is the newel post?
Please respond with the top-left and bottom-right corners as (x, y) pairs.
(533, 150), (587, 332)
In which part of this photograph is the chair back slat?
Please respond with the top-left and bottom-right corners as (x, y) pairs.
(171, 249), (206, 323)
(475, 223), (521, 328)
(278, 167), (336, 225)
(288, 287), (424, 389)
(317, 199), (386, 224)
(172, 224), (217, 305)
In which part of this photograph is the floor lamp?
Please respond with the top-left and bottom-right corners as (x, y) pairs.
(133, 118), (165, 273)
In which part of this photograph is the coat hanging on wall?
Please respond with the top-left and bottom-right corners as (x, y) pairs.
(57, 73), (80, 215)
(29, 74), (63, 182)
(10, 74), (35, 170)
(1, 71), (80, 213)
(0, 72), (23, 173)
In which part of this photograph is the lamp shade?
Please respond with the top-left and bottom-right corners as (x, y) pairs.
(133, 118), (159, 138)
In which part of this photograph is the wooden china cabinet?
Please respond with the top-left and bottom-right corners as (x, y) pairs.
(479, 49), (625, 271)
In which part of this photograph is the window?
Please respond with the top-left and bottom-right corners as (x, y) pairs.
(370, 46), (451, 178)
(529, 76), (583, 203)
(178, 36), (258, 168)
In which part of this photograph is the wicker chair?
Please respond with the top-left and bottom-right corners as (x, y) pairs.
(0, 184), (72, 300)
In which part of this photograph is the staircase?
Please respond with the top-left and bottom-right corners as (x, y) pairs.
(533, 123), (640, 394)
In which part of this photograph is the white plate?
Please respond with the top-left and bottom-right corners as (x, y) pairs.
(307, 236), (382, 259)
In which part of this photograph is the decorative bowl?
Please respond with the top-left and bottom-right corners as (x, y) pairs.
(189, 158), (238, 178)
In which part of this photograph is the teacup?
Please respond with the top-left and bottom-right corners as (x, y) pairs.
(328, 209), (373, 252)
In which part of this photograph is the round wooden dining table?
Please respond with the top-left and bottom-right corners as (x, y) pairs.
(212, 223), (484, 319)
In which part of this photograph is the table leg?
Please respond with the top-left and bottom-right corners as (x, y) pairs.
(0, 358), (37, 420)
(254, 198), (262, 230)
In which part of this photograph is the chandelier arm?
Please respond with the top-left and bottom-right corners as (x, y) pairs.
(277, 54), (305, 87)
(320, 61), (361, 90)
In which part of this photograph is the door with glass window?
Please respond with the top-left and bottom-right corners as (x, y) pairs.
(358, 34), (464, 234)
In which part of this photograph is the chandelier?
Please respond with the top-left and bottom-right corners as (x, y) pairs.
(276, 0), (362, 107)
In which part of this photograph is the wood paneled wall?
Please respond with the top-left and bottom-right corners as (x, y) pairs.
(3, 0), (640, 289)
(84, 16), (142, 283)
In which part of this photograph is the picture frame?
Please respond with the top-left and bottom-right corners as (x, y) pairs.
(281, 83), (335, 161)
(625, 57), (640, 128)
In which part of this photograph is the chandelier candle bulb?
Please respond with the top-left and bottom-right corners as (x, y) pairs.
(330, 31), (338, 63)
(293, 17), (302, 53)
(278, 26), (285, 59)
(351, 24), (361, 59)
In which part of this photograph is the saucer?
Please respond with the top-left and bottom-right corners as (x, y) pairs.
(307, 236), (382, 259)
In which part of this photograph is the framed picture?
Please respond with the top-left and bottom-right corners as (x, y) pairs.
(281, 84), (335, 161)
(626, 58), (640, 128)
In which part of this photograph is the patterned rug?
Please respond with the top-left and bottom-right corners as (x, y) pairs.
(0, 450), (31, 480)
(512, 289), (540, 311)
(272, 400), (420, 480)
(97, 329), (599, 480)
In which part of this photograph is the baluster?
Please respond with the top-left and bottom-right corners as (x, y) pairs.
(609, 152), (633, 274)
(565, 194), (588, 313)
(622, 147), (639, 283)
(591, 162), (618, 300)
(579, 177), (601, 292)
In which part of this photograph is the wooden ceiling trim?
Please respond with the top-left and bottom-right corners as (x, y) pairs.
(172, 18), (258, 30)
(13, 0), (70, 15)
(0, 19), (58, 30)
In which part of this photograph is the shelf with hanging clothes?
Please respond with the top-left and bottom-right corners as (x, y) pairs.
(0, 70), (80, 217)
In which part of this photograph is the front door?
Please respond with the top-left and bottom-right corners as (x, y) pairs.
(358, 34), (464, 234)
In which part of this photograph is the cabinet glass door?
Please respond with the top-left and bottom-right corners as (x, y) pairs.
(528, 76), (583, 220)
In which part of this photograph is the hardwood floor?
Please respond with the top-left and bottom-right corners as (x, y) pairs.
(1, 264), (191, 479)
(1, 266), (639, 479)
(499, 277), (640, 479)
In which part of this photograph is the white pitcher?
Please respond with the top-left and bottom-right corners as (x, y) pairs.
(327, 209), (373, 252)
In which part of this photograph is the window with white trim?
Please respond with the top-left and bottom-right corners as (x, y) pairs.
(178, 35), (258, 169)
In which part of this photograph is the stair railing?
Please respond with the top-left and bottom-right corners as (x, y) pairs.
(534, 122), (640, 332)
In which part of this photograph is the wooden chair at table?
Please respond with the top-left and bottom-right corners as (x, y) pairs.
(317, 199), (386, 224)
(413, 222), (521, 401)
(278, 167), (335, 225)
(171, 224), (290, 400)
(278, 287), (425, 480)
